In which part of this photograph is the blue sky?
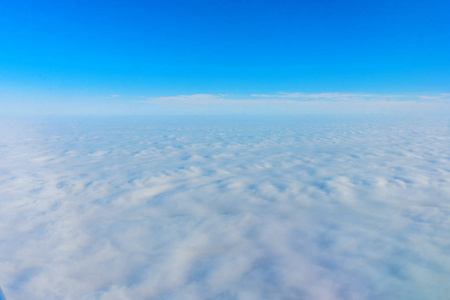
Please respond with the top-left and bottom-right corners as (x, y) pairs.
(1, 0), (450, 114)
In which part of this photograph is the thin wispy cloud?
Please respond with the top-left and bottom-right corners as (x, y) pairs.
(417, 93), (450, 100)
(150, 94), (223, 101)
(250, 92), (405, 101)
(105, 94), (121, 99)
(134, 92), (450, 115)
(143, 92), (447, 103)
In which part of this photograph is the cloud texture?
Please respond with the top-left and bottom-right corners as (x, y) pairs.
(1, 115), (450, 299)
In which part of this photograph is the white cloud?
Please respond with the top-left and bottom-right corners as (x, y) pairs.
(135, 92), (449, 115)
(1, 115), (450, 299)
(145, 92), (406, 102)
(250, 92), (404, 101)
(150, 94), (222, 101)
(417, 93), (450, 100)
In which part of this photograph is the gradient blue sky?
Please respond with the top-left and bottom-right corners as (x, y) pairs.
(1, 0), (449, 114)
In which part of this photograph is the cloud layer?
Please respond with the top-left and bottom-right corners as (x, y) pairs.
(1, 115), (450, 299)
(136, 92), (450, 115)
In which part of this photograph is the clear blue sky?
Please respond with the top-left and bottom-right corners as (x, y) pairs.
(1, 0), (449, 113)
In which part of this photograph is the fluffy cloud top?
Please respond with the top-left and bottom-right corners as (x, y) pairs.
(1, 115), (450, 299)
